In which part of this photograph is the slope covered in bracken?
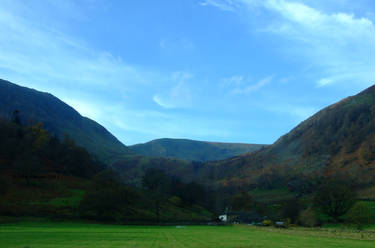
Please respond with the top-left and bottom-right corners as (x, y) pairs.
(209, 84), (375, 189)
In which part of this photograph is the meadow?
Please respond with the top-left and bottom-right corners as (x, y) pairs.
(1, 221), (375, 248)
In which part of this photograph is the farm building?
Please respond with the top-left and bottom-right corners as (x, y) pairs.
(219, 211), (263, 224)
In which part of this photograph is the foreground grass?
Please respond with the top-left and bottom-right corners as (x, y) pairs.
(0, 221), (375, 248)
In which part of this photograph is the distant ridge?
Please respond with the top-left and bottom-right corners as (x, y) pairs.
(129, 138), (267, 161)
(0, 79), (129, 163)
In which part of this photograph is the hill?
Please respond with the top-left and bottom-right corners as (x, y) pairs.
(0, 79), (209, 189)
(0, 79), (129, 163)
(208, 84), (375, 189)
(0, 119), (212, 222)
(129, 138), (267, 161)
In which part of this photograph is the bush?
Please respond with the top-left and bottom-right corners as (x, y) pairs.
(344, 202), (374, 230)
(231, 192), (253, 211)
(298, 207), (319, 227)
(169, 196), (183, 206)
(282, 198), (301, 223)
(262, 219), (272, 226)
(314, 182), (355, 222)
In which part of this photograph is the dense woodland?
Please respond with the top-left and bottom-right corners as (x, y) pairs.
(0, 118), (212, 223)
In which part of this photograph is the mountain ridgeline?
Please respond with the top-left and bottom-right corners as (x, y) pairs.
(129, 138), (267, 162)
(208, 84), (375, 189)
(2, 78), (375, 191)
(0, 79), (129, 163)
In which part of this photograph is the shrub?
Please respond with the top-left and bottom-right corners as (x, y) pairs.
(344, 202), (374, 230)
(262, 219), (272, 226)
(298, 207), (319, 227)
(282, 198), (301, 223)
(314, 182), (355, 222)
(169, 196), (183, 206)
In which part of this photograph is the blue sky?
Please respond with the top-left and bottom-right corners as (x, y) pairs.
(0, 0), (374, 145)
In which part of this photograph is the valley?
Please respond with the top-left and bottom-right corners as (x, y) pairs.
(1, 79), (375, 246)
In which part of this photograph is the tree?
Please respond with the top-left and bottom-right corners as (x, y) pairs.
(14, 152), (43, 185)
(30, 123), (50, 155)
(80, 170), (130, 221)
(142, 169), (170, 222)
(80, 188), (128, 221)
(91, 170), (121, 189)
(287, 175), (321, 196)
(344, 202), (374, 230)
(298, 207), (319, 227)
(314, 182), (355, 222)
(180, 182), (206, 205)
(282, 198), (301, 223)
(142, 168), (170, 193)
(231, 192), (253, 211)
(11, 110), (21, 125)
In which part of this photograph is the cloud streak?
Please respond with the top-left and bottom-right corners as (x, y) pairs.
(0, 5), (150, 94)
(153, 72), (194, 109)
(205, 0), (375, 88)
(231, 76), (273, 94)
(199, 0), (240, 12)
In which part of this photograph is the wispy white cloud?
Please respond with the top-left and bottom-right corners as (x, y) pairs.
(224, 76), (272, 94)
(221, 75), (246, 87)
(199, 0), (240, 12)
(204, 0), (375, 88)
(63, 97), (232, 145)
(0, 0), (204, 144)
(153, 72), (194, 109)
(317, 78), (333, 87)
(0, 1), (156, 98)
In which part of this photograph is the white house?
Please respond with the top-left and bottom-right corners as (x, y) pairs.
(219, 214), (227, 222)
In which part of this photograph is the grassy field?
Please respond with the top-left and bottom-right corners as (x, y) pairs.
(1, 221), (375, 248)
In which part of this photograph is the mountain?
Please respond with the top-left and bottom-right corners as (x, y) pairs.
(208, 84), (375, 189)
(129, 138), (267, 162)
(0, 79), (129, 163)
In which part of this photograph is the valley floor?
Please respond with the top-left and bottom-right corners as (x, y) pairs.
(1, 221), (375, 248)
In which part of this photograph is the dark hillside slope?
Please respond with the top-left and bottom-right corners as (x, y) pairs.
(209, 84), (375, 188)
(129, 138), (267, 161)
(0, 79), (129, 163)
(0, 119), (212, 222)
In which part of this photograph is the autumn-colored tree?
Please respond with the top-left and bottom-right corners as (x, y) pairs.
(231, 192), (253, 211)
(30, 123), (50, 154)
(298, 207), (319, 227)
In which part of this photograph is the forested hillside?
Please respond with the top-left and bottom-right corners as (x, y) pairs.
(0, 119), (212, 222)
(207, 84), (375, 190)
(0, 79), (129, 163)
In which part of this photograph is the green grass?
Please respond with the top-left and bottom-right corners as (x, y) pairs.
(1, 222), (375, 248)
(34, 189), (85, 207)
(360, 201), (375, 211)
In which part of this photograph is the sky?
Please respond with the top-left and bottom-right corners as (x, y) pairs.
(0, 0), (374, 145)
